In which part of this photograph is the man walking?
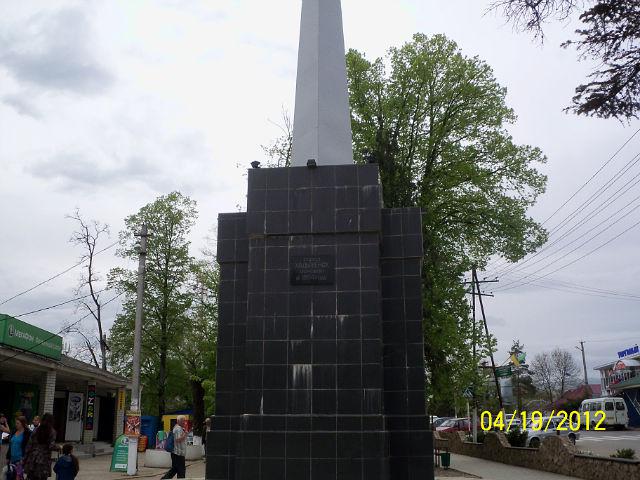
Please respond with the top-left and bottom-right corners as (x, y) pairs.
(162, 416), (187, 479)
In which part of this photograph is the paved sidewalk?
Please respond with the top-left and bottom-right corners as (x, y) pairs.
(436, 454), (580, 480)
(76, 452), (205, 480)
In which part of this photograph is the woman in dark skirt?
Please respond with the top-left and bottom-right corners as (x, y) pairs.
(23, 414), (58, 480)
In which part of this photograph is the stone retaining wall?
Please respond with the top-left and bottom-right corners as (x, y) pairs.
(435, 431), (640, 480)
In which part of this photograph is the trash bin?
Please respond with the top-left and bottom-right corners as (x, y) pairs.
(440, 451), (451, 469)
(138, 435), (148, 452)
(141, 416), (159, 448)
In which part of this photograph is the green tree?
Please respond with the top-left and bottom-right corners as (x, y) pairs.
(346, 34), (547, 413)
(179, 257), (219, 436)
(109, 192), (197, 416)
(264, 33), (547, 414)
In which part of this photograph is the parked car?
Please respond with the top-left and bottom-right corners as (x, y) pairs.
(432, 417), (453, 428)
(524, 416), (580, 448)
(503, 413), (522, 431)
(580, 397), (628, 430)
(436, 418), (471, 433)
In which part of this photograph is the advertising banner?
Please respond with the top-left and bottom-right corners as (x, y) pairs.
(85, 384), (96, 431)
(125, 412), (141, 436)
(0, 314), (62, 360)
(117, 389), (126, 412)
(110, 435), (129, 472)
(65, 392), (84, 441)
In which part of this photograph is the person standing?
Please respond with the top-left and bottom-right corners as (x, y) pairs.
(29, 417), (41, 433)
(6, 416), (31, 480)
(23, 414), (58, 480)
(0, 414), (10, 467)
(53, 444), (79, 480)
(161, 416), (187, 479)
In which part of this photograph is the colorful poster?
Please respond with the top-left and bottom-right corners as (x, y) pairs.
(85, 385), (96, 431)
(125, 412), (141, 436)
(65, 392), (84, 441)
(117, 389), (126, 411)
(13, 384), (38, 422)
(110, 435), (129, 472)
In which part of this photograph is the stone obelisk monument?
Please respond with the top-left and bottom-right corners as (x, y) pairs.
(206, 1), (434, 479)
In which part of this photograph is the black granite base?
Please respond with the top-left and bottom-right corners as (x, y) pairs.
(207, 165), (434, 480)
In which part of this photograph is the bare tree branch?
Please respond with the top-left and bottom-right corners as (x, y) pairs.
(67, 208), (111, 370)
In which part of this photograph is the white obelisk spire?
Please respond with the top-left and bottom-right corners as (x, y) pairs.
(291, 0), (353, 167)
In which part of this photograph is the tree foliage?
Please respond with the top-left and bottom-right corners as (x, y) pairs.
(264, 34), (547, 414)
(109, 192), (198, 416)
(493, 0), (640, 119)
(346, 34), (547, 413)
(180, 257), (219, 435)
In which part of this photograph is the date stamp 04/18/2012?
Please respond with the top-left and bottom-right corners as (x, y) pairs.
(480, 410), (608, 432)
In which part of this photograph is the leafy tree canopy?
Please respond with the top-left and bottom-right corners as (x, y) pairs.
(109, 191), (199, 416)
(346, 33), (547, 412)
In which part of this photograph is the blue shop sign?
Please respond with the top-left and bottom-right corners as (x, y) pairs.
(618, 345), (640, 359)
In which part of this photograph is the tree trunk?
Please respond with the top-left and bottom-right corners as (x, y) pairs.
(191, 380), (206, 437)
(159, 348), (167, 416)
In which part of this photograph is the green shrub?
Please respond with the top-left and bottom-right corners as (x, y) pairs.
(611, 449), (636, 459)
(506, 428), (528, 447)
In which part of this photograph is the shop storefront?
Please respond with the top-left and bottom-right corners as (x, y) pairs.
(0, 314), (130, 444)
(594, 343), (640, 427)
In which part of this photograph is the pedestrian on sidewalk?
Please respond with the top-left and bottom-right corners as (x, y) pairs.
(6, 416), (31, 480)
(23, 414), (58, 480)
(29, 417), (41, 433)
(161, 416), (187, 479)
(0, 414), (10, 465)
(53, 444), (79, 480)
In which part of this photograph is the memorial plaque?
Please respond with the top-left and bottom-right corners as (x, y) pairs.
(290, 255), (335, 285)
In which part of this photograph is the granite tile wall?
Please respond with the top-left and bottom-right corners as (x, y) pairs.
(207, 165), (433, 480)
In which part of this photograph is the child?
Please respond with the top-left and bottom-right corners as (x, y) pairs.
(53, 444), (79, 480)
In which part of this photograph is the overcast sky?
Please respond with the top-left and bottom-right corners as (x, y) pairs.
(1, 0), (639, 385)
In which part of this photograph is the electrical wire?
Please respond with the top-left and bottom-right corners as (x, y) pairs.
(495, 188), (640, 281)
(484, 128), (640, 275)
(492, 152), (640, 278)
(14, 288), (109, 318)
(493, 275), (640, 302)
(0, 292), (123, 365)
(0, 241), (119, 307)
(495, 216), (640, 292)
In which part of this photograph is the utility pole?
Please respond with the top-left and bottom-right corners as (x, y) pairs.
(577, 341), (588, 386)
(127, 224), (149, 476)
(471, 266), (478, 443)
(472, 269), (504, 412)
(466, 267), (500, 442)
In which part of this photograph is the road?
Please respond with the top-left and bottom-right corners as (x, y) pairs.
(575, 429), (640, 457)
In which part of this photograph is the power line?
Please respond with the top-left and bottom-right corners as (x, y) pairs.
(493, 152), (640, 278)
(14, 288), (109, 318)
(495, 216), (640, 292)
(494, 275), (640, 302)
(495, 188), (640, 282)
(541, 127), (640, 226)
(484, 128), (640, 275)
(0, 292), (123, 365)
(0, 240), (118, 307)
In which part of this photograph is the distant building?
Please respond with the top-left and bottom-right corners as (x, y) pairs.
(594, 343), (640, 427)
